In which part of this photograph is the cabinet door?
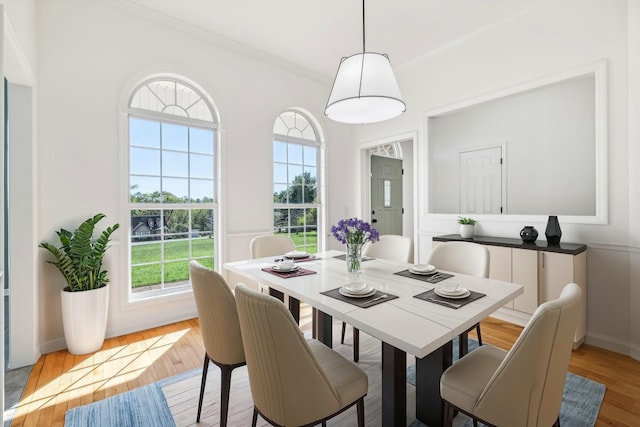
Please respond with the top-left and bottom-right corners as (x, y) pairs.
(538, 251), (574, 302)
(485, 245), (513, 309)
(512, 248), (538, 314)
(539, 251), (587, 347)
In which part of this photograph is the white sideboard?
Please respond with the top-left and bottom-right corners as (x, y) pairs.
(433, 235), (587, 348)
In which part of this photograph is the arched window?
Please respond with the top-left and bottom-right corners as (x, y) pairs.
(128, 77), (217, 297)
(273, 110), (321, 253)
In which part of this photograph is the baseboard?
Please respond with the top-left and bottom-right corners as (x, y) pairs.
(490, 307), (530, 327)
(630, 343), (640, 361)
(40, 337), (67, 355)
(105, 309), (197, 340)
(585, 331), (640, 360)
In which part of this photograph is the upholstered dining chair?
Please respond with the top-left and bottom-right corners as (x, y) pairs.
(234, 283), (368, 427)
(189, 261), (246, 426)
(440, 282), (581, 427)
(428, 241), (490, 358)
(342, 234), (413, 362)
(250, 234), (296, 259)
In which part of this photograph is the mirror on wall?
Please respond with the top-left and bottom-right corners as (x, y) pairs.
(425, 61), (607, 224)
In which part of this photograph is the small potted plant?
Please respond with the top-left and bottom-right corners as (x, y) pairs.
(40, 213), (119, 355)
(458, 216), (476, 239)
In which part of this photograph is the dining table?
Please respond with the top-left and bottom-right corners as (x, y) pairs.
(224, 250), (523, 427)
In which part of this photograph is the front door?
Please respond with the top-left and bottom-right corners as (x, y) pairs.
(370, 155), (403, 235)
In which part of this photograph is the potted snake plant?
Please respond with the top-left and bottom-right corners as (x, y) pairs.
(39, 213), (119, 354)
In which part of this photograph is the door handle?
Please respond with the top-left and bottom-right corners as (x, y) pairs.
(371, 219), (378, 223)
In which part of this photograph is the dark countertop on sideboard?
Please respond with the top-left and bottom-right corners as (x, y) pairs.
(433, 234), (587, 255)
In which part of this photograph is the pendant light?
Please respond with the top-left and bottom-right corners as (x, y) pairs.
(325, 0), (406, 124)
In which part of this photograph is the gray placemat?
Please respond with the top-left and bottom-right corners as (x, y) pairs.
(261, 267), (317, 278)
(321, 287), (398, 308)
(413, 288), (486, 309)
(394, 269), (454, 284)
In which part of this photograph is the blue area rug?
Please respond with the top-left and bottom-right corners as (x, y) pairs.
(407, 338), (606, 427)
(64, 383), (176, 427)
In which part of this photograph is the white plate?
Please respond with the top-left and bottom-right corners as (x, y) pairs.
(343, 282), (369, 294)
(409, 268), (437, 276)
(411, 264), (436, 273)
(272, 264), (299, 272)
(436, 286), (468, 296)
(284, 250), (309, 259)
(339, 286), (377, 298)
(434, 288), (470, 299)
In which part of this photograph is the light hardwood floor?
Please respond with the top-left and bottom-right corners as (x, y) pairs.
(9, 308), (640, 426)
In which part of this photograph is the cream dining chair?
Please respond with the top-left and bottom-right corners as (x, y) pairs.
(428, 241), (490, 358)
(440, 282), (581, 427)
(250, 234), (296, 297)
(234, 283), (368, 427)
(189, 261), (246, 426)
(250, 234), (296, 259)
(341, 234), (413, 362)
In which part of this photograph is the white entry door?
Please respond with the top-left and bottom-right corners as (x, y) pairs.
(370, 155), (403, 235)
(459, 146), (503, 215)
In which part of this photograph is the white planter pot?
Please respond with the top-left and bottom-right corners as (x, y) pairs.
(460, 224), (475, 239)
(61, 284), (109, 355)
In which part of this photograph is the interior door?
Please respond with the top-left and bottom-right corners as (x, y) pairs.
(370, 155), (402, 235)
(459, 146), (503, 214)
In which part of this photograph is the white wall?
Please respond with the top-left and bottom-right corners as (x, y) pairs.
(36, 0), (356, 352)
(628, 0), (640, 361)
(357, 0), (638, 357)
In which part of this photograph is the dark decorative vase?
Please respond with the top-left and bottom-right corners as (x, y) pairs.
(520, 226), (538, 243)
(545, 215), (562, 245)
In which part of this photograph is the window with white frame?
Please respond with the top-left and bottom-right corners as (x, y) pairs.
(128, 78), (217, 297)
(273, 111), (321, 253)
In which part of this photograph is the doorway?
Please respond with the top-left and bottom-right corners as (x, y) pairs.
(370, 155), (403, 235)
(360, 133), (416, 259)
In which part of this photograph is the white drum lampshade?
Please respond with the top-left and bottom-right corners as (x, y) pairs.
(325, 52), (406, 124)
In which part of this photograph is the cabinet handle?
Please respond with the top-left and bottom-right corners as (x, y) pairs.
(542, 252), (545, 268)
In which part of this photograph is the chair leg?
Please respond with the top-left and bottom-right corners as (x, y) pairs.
(341, 321), (347, 344)
(356, 397), (365, 427)
(252, 407), (258, 427)
(312, 308), (317, 339)
(443, 400), (455, 427)
(476, 324), (483, 346)
(353, 328), (360, 362)
(219, 364), (234, 427)
(197, 354), (210, 422)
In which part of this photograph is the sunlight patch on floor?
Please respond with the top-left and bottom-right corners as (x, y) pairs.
(13, 328), (190, 416)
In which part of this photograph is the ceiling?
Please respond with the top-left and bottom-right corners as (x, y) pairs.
(123, 0), (542, 79)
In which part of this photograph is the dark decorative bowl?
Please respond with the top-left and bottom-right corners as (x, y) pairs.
(520, 226), (538, 243)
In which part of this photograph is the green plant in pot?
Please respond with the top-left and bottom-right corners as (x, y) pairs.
(40, 213), (119, 354)
(458, 216), (476, 239)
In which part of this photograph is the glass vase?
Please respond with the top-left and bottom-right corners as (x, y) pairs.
(346, 243), (363, 273)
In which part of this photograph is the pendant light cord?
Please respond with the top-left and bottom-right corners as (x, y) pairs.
(362, 0), (366, 52)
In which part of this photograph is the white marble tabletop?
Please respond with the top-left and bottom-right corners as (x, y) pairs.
(224, 250), (523, 359)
